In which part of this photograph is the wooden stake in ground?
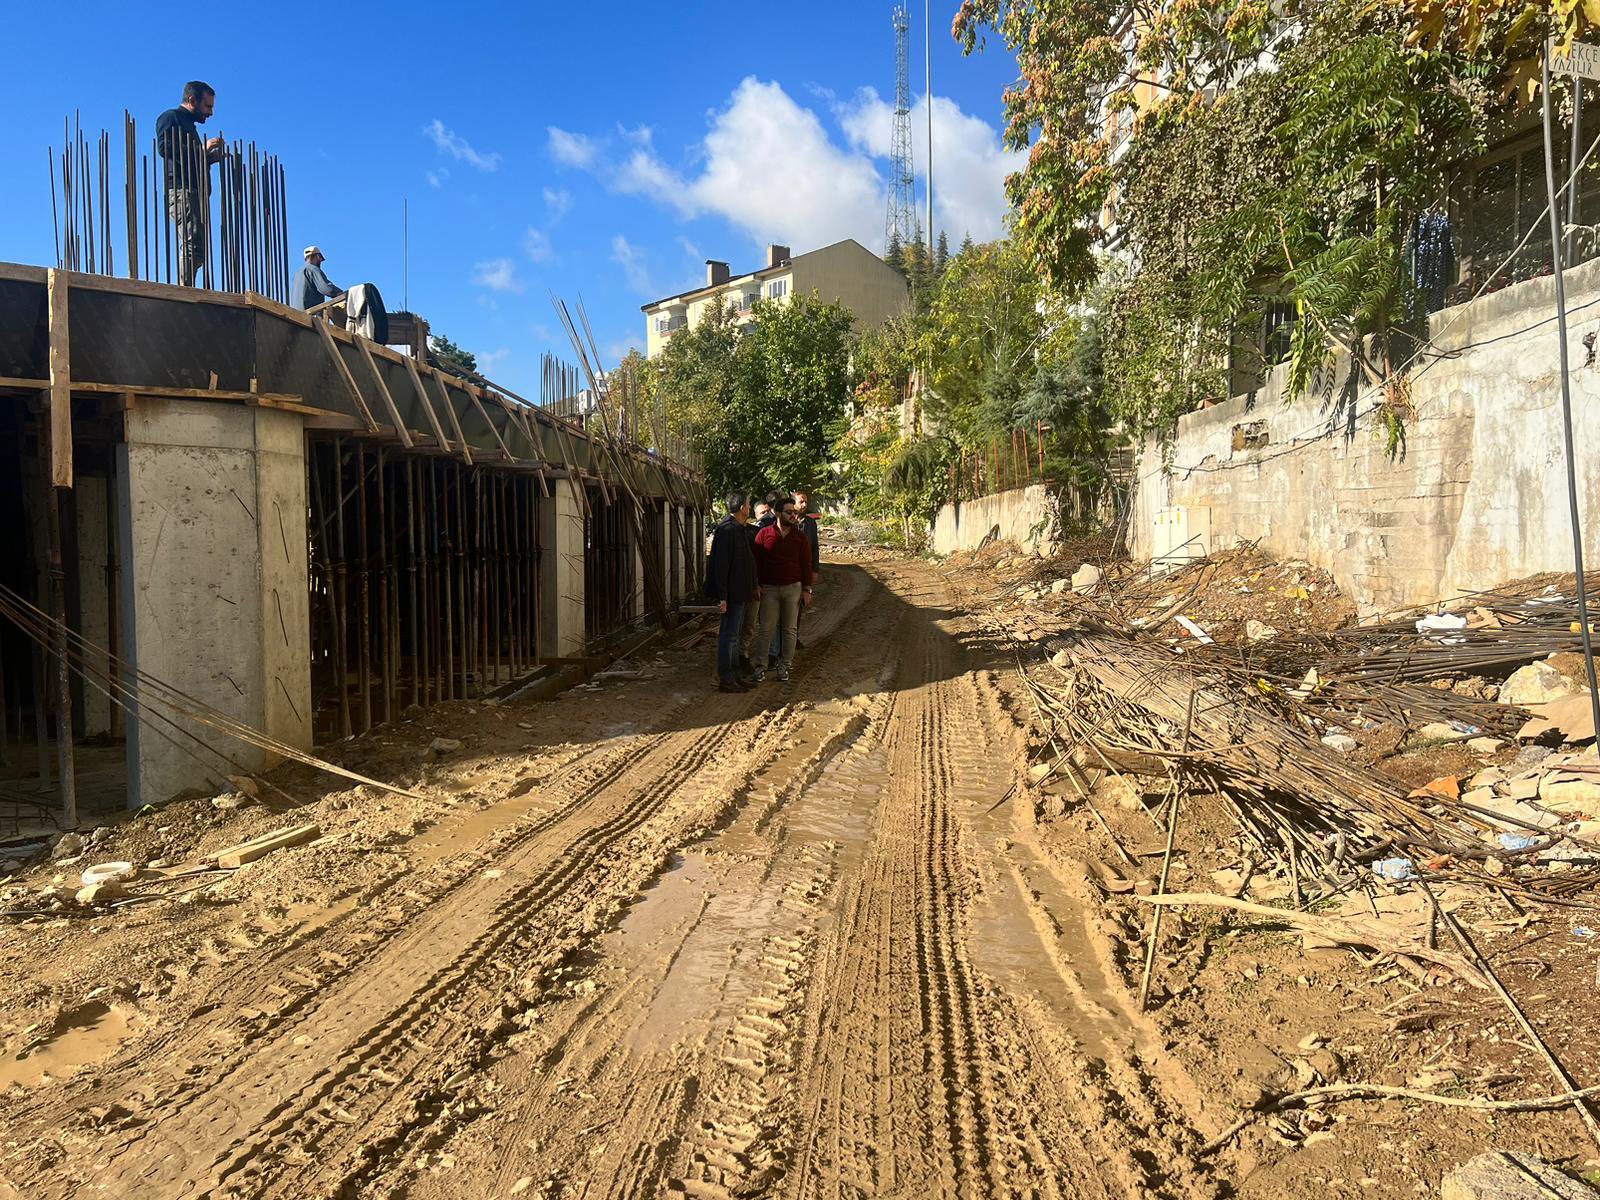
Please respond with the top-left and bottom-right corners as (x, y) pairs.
(1139, 687), (1195, 1010)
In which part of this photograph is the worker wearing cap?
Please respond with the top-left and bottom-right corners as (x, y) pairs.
(292, 246), (344, 311)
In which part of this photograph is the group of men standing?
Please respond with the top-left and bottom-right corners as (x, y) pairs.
(705, 490), (821, 693)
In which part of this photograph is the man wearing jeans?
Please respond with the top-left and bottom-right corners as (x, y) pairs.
(155, 81), (225, 287)
(752, 496), (815, 683)
(706, 491), (759, 693)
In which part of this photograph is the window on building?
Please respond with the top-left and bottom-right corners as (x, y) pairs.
(1262, 301), (1296, 366)
(654, 315), (670, 335)
(767, 278), (788, 300)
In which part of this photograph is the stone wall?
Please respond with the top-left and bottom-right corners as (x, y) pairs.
(931, 484), (1057, 558)
(1131, 257), (1600, 615)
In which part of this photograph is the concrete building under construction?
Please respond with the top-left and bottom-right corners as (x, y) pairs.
(0, 264), (707, 822)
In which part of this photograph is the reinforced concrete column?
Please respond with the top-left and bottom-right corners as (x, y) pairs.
(117, 399), (311, 807)
(659, 503), (674, 607)
(538, 476), (585, 658)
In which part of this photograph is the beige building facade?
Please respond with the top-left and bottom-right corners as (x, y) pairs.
(641, 239), (910, 357)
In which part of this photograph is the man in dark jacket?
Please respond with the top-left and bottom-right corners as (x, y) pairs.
(792, 489), (821, 649)
(155, 81), (225, 287)
(706, 491), (758, 693)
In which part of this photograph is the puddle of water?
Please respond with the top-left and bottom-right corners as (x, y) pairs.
(618, 742), (889, 1052)
(0, 1002), (142, 1089)
(964, 798), (1133, 1062)
(619, 852), (784, 1051)
(411, 779), (562, 865)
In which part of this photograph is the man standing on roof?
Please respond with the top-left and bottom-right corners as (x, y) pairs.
(293, 246), (345, 311)
(155, 81), (225, 288)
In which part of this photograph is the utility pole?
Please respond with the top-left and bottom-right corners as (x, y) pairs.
(925, 0), (934, 256)
(1542, 38), (1600, 745)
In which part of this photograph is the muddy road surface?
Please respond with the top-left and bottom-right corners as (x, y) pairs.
(0, 553), (1215, 1199)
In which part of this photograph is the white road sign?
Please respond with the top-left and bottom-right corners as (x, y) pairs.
(1551, 39), (1600, 81)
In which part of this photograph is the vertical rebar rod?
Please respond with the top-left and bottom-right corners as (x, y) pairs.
(407, 458), (420, 708)
(356, 441), (372, 734)
(441, 462), (454, 702)
(332, 439), (352, 739)
(377, 448), (391, 726)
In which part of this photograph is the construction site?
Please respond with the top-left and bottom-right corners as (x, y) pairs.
(10, 5), (1600, 1198)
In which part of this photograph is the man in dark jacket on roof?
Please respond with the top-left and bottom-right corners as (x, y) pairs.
(155, 80), (225, 287)
(705, 490), (759, 693)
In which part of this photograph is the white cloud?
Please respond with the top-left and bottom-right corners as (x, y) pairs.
(543, 187), (572, 219)
(677, 236), (702, 260)
(426, 167), (450, 188)
(478, 348), (511, 373)
(424, 119), (503, 172)
(524, 228), (553, 263)
(548, 126), (599, 168)
(610, 235), (657, 296)
(559, 78), (1016, 256)
(837, 88), (1025, 244)
(473, 257), (522, 293)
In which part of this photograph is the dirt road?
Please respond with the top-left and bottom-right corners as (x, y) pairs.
(0, 553), (1215, 1199)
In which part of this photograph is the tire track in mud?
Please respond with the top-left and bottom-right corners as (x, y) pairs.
(0, 572), (885, 1200)
(784, 564), (1203, 1200)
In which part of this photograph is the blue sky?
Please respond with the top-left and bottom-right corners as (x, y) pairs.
(2, 1), (1020, 397)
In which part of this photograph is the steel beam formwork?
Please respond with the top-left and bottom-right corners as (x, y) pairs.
(583, 486), (633, 643)
(306, 437), (543, 740)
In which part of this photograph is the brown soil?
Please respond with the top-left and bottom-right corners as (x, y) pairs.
(0, 547), (1593, 1199)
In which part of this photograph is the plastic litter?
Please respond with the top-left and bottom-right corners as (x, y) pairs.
(1372, 857), (1417, 881)
(1415, 612), (1468, 644)
(1496, 833), (1541, 852)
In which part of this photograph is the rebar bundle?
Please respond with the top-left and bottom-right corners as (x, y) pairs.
(49, 109), (290, 303)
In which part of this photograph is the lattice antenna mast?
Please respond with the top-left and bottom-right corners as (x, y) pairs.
(885, 4), (916, 254)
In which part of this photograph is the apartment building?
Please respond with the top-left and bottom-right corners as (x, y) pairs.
(641, 239), (910, 358)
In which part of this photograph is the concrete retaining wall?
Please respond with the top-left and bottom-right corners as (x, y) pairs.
(931, 484), (1057, 557)
(1132, 257), (1600, 615)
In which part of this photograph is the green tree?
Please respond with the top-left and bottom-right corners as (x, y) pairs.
(429, 334), (477, 375)
(955, 0), (1287, 291)
(886, 228), (905, 273)
(1097, 5), (1490, 438)
(935, 230), (950, 274)
(919, 236), (1046, 446)
(656, 294), (854, 498)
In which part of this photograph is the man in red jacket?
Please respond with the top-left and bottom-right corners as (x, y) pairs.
(751, 494), (815, 683)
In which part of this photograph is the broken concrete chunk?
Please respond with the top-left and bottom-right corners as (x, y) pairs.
(1245, 619), (1278, 642)
(1417, 722), (1472, 744)
(1467, 737), (1504, 755)
(1071, 564), (1102, 594)
(1320, 733), (1357, 753)
(1538, 773), (1600, 815)
(429, 737), (464, 756)
(211, 792), (258, 812)
(1518, 692), (1598, 743)
(1050, 649), (1071, 670)
(51, 833), (84, 861)
(1050, 578), (1070, 595)
(1500, 661), (1578, 708)
(75, 882), (125, 905)
(1441, 1150), (1600, 1200)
